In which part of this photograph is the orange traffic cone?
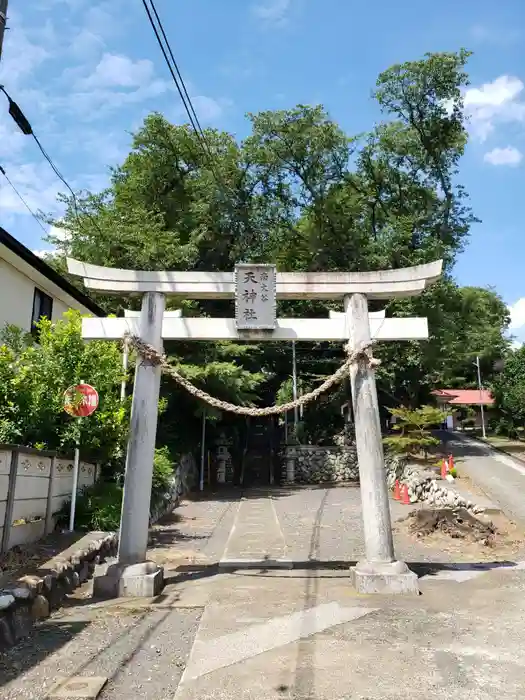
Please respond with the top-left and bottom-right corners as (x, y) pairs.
(401, 484), (410, 505)
(393, 480), (401, 500)
(448, 454), (454, 471)
(441, 458), (448, 479)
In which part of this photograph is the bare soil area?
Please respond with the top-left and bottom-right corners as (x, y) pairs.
(394, 507), (525, 561)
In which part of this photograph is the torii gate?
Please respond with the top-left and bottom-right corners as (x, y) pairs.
(67, 258), (442, 597)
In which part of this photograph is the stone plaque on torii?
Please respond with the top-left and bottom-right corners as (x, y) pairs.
(67, 257), (442, 597)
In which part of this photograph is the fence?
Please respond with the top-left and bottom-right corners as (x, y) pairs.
(0, 445), (96, 554)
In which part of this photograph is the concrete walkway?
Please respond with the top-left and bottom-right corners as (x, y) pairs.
(1, 486), (525, 699)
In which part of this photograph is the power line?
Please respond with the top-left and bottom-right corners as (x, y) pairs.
(141, 0), (260, 257)
(140, 0), (227, 186)
(0, 85), (104, 236)
(0, 164), (48, 233)
(146, 0), (209, 145)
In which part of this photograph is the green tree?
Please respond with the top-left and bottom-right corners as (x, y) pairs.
(490, 347), (525, 437)
(0, 312), (128, 468)
(377, 283), (510, 407)
(43, 50), (507, 447)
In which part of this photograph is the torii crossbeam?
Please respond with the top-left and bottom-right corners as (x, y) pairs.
(67, 257), (443, 598)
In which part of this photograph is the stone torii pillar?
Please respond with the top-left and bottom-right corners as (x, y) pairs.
(346, 294), (411, 592)
(67, 257), (442, 597)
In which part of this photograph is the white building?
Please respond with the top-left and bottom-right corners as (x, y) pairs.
(0, 227), (103, 332)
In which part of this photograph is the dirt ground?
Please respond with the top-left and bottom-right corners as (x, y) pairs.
(394, 508), (525, 561)
(0, 531), (84, 586)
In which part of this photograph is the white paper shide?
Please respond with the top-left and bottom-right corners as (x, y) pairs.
(235, 264), (277, 330)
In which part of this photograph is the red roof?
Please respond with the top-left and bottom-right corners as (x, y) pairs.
(432, 389), (495, 406)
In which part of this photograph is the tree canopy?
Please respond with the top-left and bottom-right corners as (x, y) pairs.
(491, 347), (525, 436)
(45, 49), (509, 446)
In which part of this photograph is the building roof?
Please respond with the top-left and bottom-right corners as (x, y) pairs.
(0, 227), (104, 317)
(432, 389), (495, 406)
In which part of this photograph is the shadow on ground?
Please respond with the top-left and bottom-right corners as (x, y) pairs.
(185, 484), (359, 504)
(148, 511), (208, 550)
(163, 558), (520, 585)
(0, 607), (190, 695)
(0, 620), (89, 688)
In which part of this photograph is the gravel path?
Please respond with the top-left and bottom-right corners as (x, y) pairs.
(0, 605), (201, 699)
(2, 484), (524, 698)
(272, 485), (482, 565)
(148, 494), (239, 568)
(0, 495), (235, 699)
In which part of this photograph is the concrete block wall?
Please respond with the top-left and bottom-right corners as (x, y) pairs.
(0, 445), (96, 554)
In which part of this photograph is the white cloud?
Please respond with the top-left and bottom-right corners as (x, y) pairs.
(68, 80), (170, 118)
(83, 2), (124, 37)
(0, 162), (62, 216)
(48, 224), (71, 242)
(66, 53), (171, 117)
(37, 225), (71, 257)
(37, 0), (87, 7)
(173, 95), (232, 125)
(0, 19), (50, 87)
(79, 53), (156, 89)
(470, 24), (520, 46)
(508, 298), (525, 331)
(32, 248), (57, 258)
(68, 28), (106, 59)
(0, 119), (27, 158)
(252, 0), (291, 24)
(463, 75), (525, 142)
(192, 96), (224, 122)
(484, 146), (523, 166)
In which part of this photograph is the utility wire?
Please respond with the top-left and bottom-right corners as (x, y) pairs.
(0, 164), (47, 233)
(141, 0), (259, 261)
(0, 85), (103, 236)
(140, 0), (229, 189)
(145, 0), (209, 147)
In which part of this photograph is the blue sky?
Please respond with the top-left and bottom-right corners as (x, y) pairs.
(1, 0), (525, 337)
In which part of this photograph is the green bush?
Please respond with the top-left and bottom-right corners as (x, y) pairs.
(0, 312), (128, 469)
(59, 481), (123, 532)
(57, 448), (177, 532)
(151, 446), (175, 501)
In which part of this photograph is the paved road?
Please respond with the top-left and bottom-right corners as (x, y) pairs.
(441, 430), (525, 525)
(1, 486), (525, 699)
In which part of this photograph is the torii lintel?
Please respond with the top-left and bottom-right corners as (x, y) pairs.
(66, 258), (443, 300)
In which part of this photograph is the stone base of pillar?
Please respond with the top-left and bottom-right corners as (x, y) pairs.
(93, 561), (164, 599)
(350, 560), (419, 595)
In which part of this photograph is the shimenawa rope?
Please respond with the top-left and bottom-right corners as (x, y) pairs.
(123, 334), (380, 417)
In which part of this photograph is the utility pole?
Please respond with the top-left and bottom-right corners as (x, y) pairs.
(475, 355), (487, 439)
(0, 0), (8, 62)
(292, 341), (298, 430)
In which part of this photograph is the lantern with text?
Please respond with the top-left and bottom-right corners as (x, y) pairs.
(63, 383), (99, 418)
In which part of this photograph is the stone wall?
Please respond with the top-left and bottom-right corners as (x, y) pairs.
(281, 433), (484, 514)
(384, 457), (484, 513)
(150, 453), (196, 525)
(282, 424), (360, 485)
(282, 445), (359, 484)
(0, 532), (117, 650)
